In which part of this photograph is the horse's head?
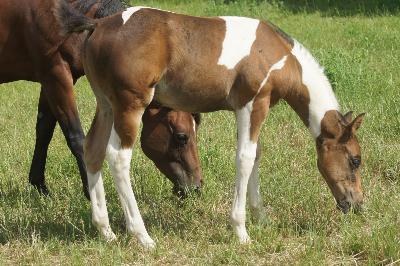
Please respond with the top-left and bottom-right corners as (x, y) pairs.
(316, 110), (365, 213)
(141, 103), (202, 197)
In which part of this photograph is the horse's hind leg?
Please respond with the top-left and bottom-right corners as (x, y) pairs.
(84, 96), (115, 241)
(248, 143), (266, 223)
(106, 103), (155, 249)
(41, 65), (89, 199)
(29, 88), (57, 195)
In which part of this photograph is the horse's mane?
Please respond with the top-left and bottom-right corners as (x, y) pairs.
(73, 0), (129, 18)
(266, 21), (294, 47)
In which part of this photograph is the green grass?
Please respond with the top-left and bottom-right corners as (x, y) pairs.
(0, 1), (399, 264)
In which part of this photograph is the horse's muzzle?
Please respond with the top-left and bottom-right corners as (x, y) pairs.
(337, 200), (363, 214)
(173, 184), (202, 198)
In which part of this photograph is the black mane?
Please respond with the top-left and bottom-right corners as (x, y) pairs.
(74, 0), (129, 18)
(266, 21), (294, 47)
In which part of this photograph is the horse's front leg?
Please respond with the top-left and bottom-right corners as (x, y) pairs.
(41, 63), (89, 199)
(231, 102), (258, 243)
(29, 88), (57, 195)
(231, 94), (270, 243)
(105, 101), (155, 249)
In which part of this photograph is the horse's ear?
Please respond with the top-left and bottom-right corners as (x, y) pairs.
(192, 113), (201, 125)
(342, 111), (353, 124)
(339, 113), (365, 142)
(320, 110), (343, 138)
(350, 113), (365, 132)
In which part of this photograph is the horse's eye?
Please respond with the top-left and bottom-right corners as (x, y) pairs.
(350, 156), (361, 169)
(174, 132), (188, 146)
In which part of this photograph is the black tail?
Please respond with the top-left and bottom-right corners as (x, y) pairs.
(54, 0), (96, 34)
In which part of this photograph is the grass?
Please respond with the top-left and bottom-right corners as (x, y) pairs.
(0, 0), (399, 264)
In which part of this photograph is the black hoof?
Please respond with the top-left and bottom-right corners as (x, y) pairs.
(32, 182), (50, 196)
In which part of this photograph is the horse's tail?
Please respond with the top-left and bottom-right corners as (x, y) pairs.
(54, 0), (96, 35)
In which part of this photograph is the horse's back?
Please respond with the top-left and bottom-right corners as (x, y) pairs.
(85, 7), (298, 112)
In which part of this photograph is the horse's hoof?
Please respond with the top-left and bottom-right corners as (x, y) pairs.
(140, 238), (156, 250)
(32, 182), (50, 196)
(101, 228), (117, 242)
(238, 234), (252, 244)
(134, 232), (156, 249)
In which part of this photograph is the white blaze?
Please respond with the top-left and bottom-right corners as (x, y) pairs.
(218, 17), (260, 69)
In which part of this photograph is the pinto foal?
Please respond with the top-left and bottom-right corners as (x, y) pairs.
(57, 4), (365, 248)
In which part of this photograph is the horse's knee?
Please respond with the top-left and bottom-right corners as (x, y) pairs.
(83, 147), (104, 174)
(68, 134), (84, 155)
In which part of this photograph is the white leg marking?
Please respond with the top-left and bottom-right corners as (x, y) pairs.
(291, 40), (339, 138)
(248, 153), (265, 223)
(231, 101), (258, 244)
(88, 170), (116, 242)
(218, 17), (260, 69)
(106, 125), (155, 249)
(258, 55), (288, 93)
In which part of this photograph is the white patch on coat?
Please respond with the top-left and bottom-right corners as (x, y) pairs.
(218, 17), (260, 69)
(121, 6), (146, 24)
(122, 6), (175, 25)
(231, 101), (258, 243)
(258, 55), (288, 92)
(192, 117), (196, 133)
(291, 40), (339, 138)
(105, 125), (155, 249)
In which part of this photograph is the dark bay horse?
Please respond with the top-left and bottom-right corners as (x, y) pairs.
(57, 4), (365, 248)
(0, 0), (202, 199)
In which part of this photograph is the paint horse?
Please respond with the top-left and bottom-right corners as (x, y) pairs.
(0, 0), (202, 198)
(57, 3), (365, 248)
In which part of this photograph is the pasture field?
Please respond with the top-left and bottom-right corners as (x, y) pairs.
(0, 0), (399, 264)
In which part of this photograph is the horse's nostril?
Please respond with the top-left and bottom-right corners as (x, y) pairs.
(175, 132), (188, 145)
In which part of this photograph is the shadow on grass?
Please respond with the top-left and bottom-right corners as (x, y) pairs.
(0, 187), (96, 244)
(225, 0), (400, 16)
(0, 186), (214, 244)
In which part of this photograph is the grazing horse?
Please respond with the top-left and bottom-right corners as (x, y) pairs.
(57, 3), (365, 248)
(141, 102), (202, 196)
(0, 0), (202, 198)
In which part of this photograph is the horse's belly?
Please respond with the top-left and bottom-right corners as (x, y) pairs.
(154, 80), (231, 113)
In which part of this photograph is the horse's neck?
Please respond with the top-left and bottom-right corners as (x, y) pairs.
(283, 40), (340, 139)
